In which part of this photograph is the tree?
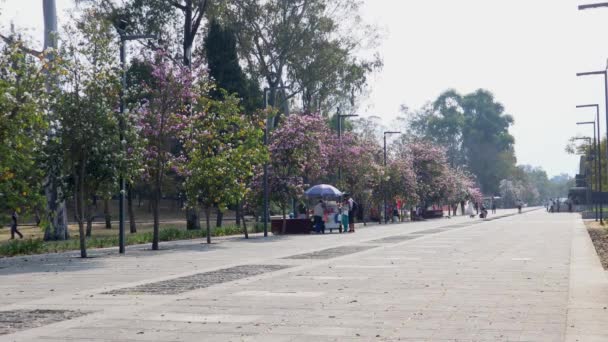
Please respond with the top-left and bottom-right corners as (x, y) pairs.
(0, 40), (48, 224)
(409, 89), (517, 195)
(42, 0), (70, 241)
(332, 132), (383, 219)
(403, 140), (452, 206)
(53, 12), (122, 257)
(267, 113), (331, 231)
(461, 90), (516, 194)
(136, 55), (193, 250)
(182, 92), (267, 242)
(203, 19), (261, 113)
(410, 90), (465, 167)
(224, 0), (381, 117)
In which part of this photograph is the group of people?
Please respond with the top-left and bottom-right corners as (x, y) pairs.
(546, 198), (572, 213)
(312, 196), (357, 234)
(465, 201), (493, 219)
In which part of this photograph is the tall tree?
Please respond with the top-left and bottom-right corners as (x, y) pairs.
(53, 11), (122, 257)
(224, 0), (381, 118)
(409, 89), (517, 195)
(42, 0), (70, 241)
(461, 90), (516, 195)
(203, 19), (262, 113)
(410, 90), (465, 167)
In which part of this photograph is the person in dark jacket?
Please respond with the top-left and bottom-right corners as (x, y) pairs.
(11, 210), (23, 239)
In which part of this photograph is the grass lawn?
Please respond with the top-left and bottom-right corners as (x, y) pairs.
(0, 220), (259, 258)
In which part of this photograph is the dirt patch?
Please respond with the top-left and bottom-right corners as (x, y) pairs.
(586, 221), (608, 270)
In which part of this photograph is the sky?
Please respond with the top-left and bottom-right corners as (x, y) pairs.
(1, 0), (607, 177)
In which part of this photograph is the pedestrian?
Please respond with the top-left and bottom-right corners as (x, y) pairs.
(480, 205), (488, 219)
(313, 200), (325, 234)
(341, 200), (349, 233)
(392, 206), (400, 223)
(10, 209), (23, 240)
(347, 196), (357, 232)
(466, 201), (475, 218)
(516, 199), (522, 214)
(491, 201), (496, 214)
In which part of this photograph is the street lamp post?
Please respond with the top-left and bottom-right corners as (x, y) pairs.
(579, 2), (608, 10)
(262, 86), (289, 237)
(577, 123), (599, 221)
(117, 32), (157, 254)
(577, 105), (601, 221)
(336, 108), (359, 187)
(383, 131), (402, 224)
(577, 71), (608, 224)
(574, 136), (594, 216)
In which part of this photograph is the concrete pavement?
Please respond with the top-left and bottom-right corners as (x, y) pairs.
(1, 209), (607, 341)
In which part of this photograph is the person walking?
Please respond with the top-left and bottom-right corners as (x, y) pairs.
(516, 199), (523, 214)
(10, 209), (23, 239)
(466, 201), (475, 218)
(347, 196), (357, 232)
(491, 201), (497, 214)
(340, 200), (349, 234)
(313, 200), (325, 234)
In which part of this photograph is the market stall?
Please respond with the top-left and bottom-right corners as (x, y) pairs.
(271, 184), (345, 234)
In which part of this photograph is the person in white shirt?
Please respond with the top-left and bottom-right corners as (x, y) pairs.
(313, 200), (325, 233)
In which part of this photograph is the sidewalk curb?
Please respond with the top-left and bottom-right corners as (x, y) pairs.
(566, 216), (608, 341)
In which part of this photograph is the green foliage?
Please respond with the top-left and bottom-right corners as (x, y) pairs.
(0, 225), (249, 257)
(410, 89), (517, 195)
(183, 92), (268, 228)
(0, 238), (45, 257)
(223, 0), (382, 113)
(203, 20), (262, 113)
(0, 40), (48, 223)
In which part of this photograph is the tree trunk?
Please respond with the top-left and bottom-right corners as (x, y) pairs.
(183, 1), (193, 67)
(241, 203), (248, 239)
(127, 184), (136, 233)
(104, 198), (111, 229)
(85, 199), (94, 237)
(186, 207), (201, 230)
(151, 190), (160, 250)
(216, 210), (223, 228)
(205, 206), (211, 244)
(236, 204), (241, 227)
(42, 0), (69, 242)
(43, 176), (69, 241)
(281, 206), (287, 234)
(76, 165), (87, 258)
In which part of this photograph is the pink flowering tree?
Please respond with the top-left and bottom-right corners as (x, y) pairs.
(331, 132), (383, 221)
(443, 167), (482, 215)
(386, 155), (418, 210)
(268, 113), (332, 231)
(136, 54), (193, 250)
(403, 140), (452, 206)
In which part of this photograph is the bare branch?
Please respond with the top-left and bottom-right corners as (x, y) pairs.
(0, 33), (43, 56)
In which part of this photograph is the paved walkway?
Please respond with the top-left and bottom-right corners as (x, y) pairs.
(0, 209), (606, 341)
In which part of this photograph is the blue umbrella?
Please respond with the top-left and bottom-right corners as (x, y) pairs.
(305, 184), (343, 199)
